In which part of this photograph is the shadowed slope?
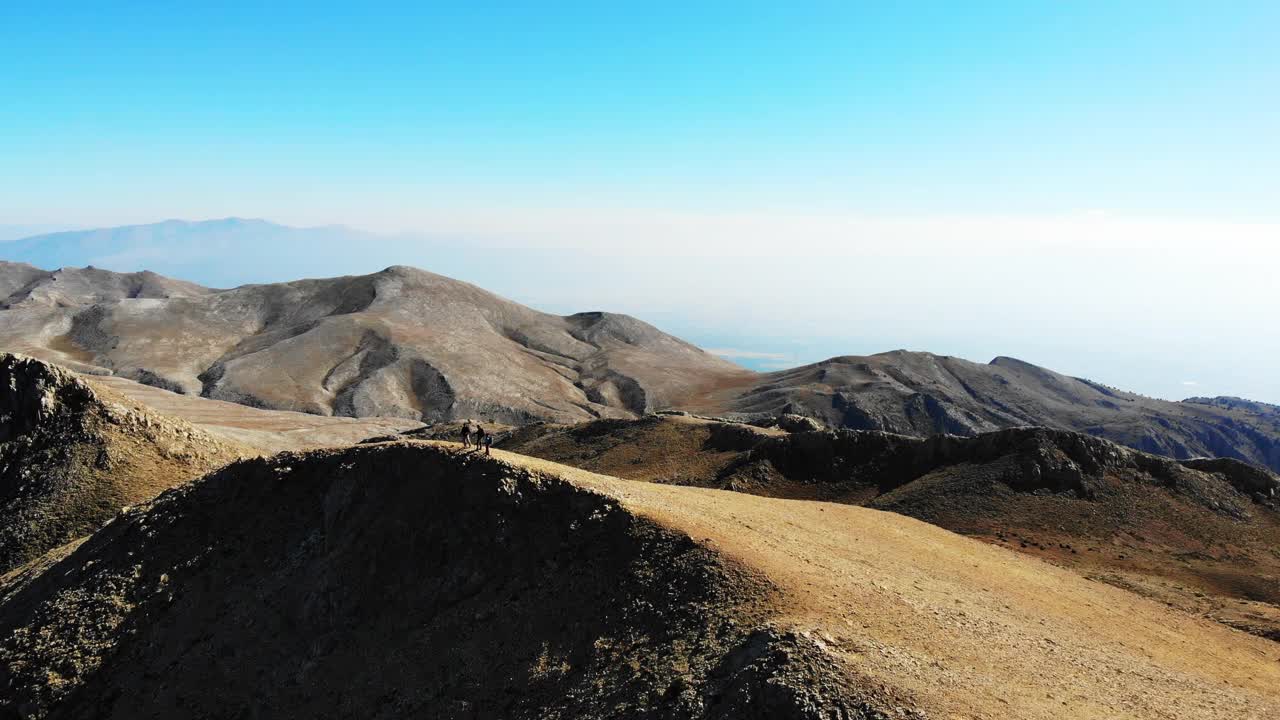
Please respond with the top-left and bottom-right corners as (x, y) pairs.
(0, 354), (249, 573)
(499, 414), (782, 486)
(1, 442), (1277, 719)
(0, 443), (886, 720)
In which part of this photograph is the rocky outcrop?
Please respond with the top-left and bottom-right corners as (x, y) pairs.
(1181, 457), (1280, 504)
(724, 427), (1265, 517)
(502, 414), (1279, 522)
(499, 414), (1280, 644)
(0, 353), (248, 573)
(750, 413), (826, 434)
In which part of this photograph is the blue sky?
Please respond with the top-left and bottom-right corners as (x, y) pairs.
(4, 2), (1277, 221)
(2, 3), (1278, 402)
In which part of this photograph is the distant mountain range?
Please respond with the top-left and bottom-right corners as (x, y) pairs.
(0, 218), (389, 288)
(0, 224), (77, 242)
(3, 227), (1278, 471)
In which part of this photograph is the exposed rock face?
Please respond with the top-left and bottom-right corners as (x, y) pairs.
(507, 417), (1277, 521)
(723, 351), (1280, 472)
(0, 353), (248, 573)
(750, 413), (826, 433)
(0, 262), (748, 424)
(0, 443), (885, 720)
(1180, 456), (1280, 501)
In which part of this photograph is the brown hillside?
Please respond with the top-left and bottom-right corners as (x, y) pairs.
(0, 353), (249, 573)
(711, 350), (1280, 472)
(1, 442), (1276, 719)
(501, 415), (1280, 642)
(0, 262), (748, 424)
(6, 261), (1278, 472)
(84, 373), (424, 453)
(498, 414), (783, 486)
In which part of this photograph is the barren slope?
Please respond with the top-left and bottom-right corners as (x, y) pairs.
(715, 350), (1280, 472)
(1, 442), (1276, 719)
(0, 262), (52, 301)
(0, 354), (249, 573)
(84, 374), (423, 452)
(5, 258), (1278, 471)
(500, 414), (783, 485)
(502, 415), (1280, 642)
(0, 261), (748, 424)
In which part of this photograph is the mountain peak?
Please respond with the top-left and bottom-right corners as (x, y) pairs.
(0, 262), (745, 423)
(725, 348), (1280, 472)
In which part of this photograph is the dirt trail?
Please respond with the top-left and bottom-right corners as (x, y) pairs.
(484, 444), (1280, 720)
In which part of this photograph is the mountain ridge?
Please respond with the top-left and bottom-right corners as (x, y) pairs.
(0, 218), (395, 290)
(0, 261), (749, 424)
(2, 259), (1278, 471)
(715, 349), (1280, 471)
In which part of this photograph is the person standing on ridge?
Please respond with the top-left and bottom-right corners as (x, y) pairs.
(474, 424), (488, 454)
(482, 426), (493, 455)
(460, 421), (473, 449)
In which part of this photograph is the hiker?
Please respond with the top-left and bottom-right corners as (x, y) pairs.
(474, 424), (488, 454)
(460, 422), (473, 448)
(482, 428), (493, 455)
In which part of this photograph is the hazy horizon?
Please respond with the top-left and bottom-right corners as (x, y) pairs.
(3, 4), (1277, 404)
(4, 215), (1276, 406)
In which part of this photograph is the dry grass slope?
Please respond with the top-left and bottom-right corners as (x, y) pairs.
(2, 442), (1276, 719)
(502, 415), (1280, 644)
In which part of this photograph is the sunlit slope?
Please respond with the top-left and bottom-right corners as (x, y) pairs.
(4, 441), (1273, 718)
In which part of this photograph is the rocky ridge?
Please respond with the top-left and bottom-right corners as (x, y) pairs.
(4, 260), (1279, 472)
(716, 351), (1280, 472)
(0, 353), (249, 573)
